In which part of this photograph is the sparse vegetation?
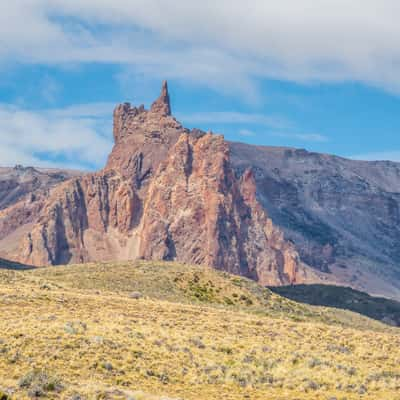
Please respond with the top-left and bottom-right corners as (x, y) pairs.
(0, 261), (399, 399)
(0, 391), (11, 400)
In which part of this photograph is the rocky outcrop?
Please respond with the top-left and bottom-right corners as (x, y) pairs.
(150, 80), (171, 116)
(0, 166), (81, 259)
(4, 82), (400, 297)
(139, 132), (304, 285)
(19, 171), (139, 266)
(107, 86), (184, 180)
(0, 82), (307, 286)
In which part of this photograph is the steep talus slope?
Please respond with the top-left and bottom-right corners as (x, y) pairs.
(230, 143), (400, 298)
(0, 82), (306, 286)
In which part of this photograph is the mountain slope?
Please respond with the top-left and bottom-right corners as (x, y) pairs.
(26, 260), (399, 330)
(0, 165), (80, 210)
(230, 143), (400, 298)
(271, 284), (400, 326)
(0, 261), (399, 400)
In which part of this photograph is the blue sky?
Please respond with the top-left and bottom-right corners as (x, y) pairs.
(1, 1), (400, 170)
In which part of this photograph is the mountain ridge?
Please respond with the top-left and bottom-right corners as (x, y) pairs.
(0, 82), (310, 287)
(230, 141), (400, 298)
(1, 82), (400, 298)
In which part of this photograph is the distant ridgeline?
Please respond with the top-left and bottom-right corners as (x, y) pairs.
(270, 284), (400, 327)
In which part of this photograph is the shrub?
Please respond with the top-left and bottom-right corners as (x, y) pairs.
(18, 370), (62, 397)
(0, 391), (11, 400)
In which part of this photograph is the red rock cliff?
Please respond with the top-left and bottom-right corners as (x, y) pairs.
(1, 82), (306, 285)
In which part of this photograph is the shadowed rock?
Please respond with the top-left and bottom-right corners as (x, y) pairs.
(270, 284), (400, 326)
(0, 257), (34, 270)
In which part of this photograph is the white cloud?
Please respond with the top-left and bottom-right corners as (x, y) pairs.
(179, 111), (327, 142)
(48, 103), (115, 119)
(0, 103), (114, 170)
(1, 1), (400, 98)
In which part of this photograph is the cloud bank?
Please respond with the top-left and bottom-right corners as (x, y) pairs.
(0, 103), (113, 170)
(1, 1), (400, 97)
(1, 1), (400, 166)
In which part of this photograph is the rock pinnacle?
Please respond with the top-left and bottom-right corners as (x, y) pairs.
(151, 80), (171, 116)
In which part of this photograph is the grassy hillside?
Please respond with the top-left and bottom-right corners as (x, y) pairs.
(270, 284), (400, 326)
(23, 261), (398, 331)
(0, 261), (399, 399)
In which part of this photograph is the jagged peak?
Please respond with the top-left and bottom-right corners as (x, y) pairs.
(150, 80), (171, 116)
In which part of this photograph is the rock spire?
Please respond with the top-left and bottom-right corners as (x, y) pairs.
(151, 80), (171, 116)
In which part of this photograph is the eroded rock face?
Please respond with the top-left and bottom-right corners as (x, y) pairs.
(0, 82), (306, 286)
(19, 171), (139, 266)
(107, 87), (184, 180)
(139, 132), (305, 285)
(0, 166), (81, 259)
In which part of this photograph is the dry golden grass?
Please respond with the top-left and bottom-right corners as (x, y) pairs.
(0, 261), (399, 399)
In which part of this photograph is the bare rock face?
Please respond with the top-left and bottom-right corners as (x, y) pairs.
(139, 132), (305, 285)
(0, 166), (81, 259)
(108, 85), (184, 180)
(150, 80), (171, 116)
(19, 171), (139, 266)
(3, 82), (400, 297)
(0, 82), (306, 286)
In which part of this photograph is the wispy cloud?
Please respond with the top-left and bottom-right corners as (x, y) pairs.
(1, 1), (400, 98)
(47, 102), (115, 119)
(179, 111), (290, 130)
(179, 111), (327, 143)
(0, 103), (114, 170)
